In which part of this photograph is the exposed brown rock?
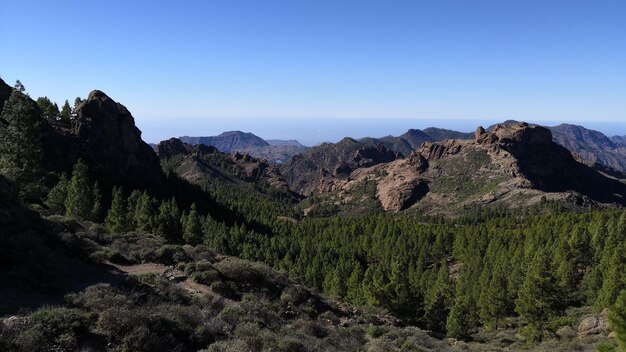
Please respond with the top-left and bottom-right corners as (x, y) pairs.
(307, 122), (626, 214)
(577, 309), (609, 337)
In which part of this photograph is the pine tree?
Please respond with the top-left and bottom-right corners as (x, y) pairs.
(596, 248), (626, 310)
(91, 181), (102, 222)
(424, 262), (454, 334)
(45, 173), (68, 214)
(447, 296), (472, 339)
(60, 99), (71, 121)
(183, 203), (202, 244)
(133, 191), (155, 233)
(515, 249), (564, 341)
(346, 261), (365, 305)
(65, 159), (93, 220)
(609, 290), (626, 352)
(105, 186), (129, 234)
(0, 86), (45, 201)
(480, 259), (509, 329)
(155, 198), (182, 242)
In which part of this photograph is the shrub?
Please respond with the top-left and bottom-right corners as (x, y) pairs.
(210, 280), (240, 299)
(14, 307), (92, 352)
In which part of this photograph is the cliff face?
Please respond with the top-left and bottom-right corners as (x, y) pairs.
(310, 123), (626, 213)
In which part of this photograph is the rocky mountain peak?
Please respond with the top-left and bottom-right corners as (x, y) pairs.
(155, 138), (189, 159)
(475, 122), (552, 146)
(70, 90), (165, 192)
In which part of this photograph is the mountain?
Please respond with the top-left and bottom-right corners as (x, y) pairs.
(156, 137), (297, 199)
(549, 124), (626, 172)
(180, 132), (308, 164)
(280, 137), (400, 195)
(180, 131), (270, 152)
(422, 127), (473, 141)
(303, 123), (626, 214)
(359, 127), (473, 156)
(266, 139), (304, 147)
(611, 135), (626, 145)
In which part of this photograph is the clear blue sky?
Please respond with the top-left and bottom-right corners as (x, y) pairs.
(1, 1), (625, 144)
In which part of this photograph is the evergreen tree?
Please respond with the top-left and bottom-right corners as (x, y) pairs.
(65, 159), (94, 220)
(105, 186), (129, 234)
(515, 249), (564, 341)
(183, 203), (202, 244)
(45, 173), (68, 214)
(424, 262), (454, 334)
(0, 86), (45, 201)
(35, 96), (59, 120)
(346, 261), (365, 305)
(133, 191), (155, 233)
(480, 259), (509, 329)
(73, 97), (84, 113)
(596, 248), (626, 310)
(60, 99), (71, 121)
(91, 181), (102, 222)
(609, 290), (626, 352)
(447, 296), (472, 339)
(155, 198), (182, 242)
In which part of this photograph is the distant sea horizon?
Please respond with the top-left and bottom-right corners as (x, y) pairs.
(135, 117), (626, 147)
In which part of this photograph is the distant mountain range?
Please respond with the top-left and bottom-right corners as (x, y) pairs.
(178, 121), (626, 175)
(179, 131), (308, 164)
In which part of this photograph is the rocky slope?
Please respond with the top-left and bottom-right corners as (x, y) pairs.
(487, 120), (626, 173)
(281, 137), (400, 195)
(307, 123), (626, 214)
(156, 138), (297, 198)
(549, 123), (626, 172)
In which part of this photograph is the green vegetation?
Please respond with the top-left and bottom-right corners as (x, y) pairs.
(1, 79), (625, 351)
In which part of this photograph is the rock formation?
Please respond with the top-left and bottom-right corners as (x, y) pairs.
(308, 122), (626, 214)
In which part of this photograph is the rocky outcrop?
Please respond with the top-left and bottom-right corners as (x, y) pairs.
(308, 122), (626, 214)
(69, 90), (166, 193)
(376, 154), (430, 212)
(577, 309), (609, 337)
(155, 138), (189, 159)
(354, 144), (399, 168)
(420, 140), (464, 159)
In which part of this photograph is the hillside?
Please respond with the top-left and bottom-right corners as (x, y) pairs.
(281, 137), (400, 195)
(549, 124), (626, 172)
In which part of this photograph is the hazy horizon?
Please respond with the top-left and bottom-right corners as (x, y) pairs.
(135, 116), (626, 146)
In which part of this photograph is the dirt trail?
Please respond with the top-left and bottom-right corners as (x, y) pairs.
(107, 262), (211, 297)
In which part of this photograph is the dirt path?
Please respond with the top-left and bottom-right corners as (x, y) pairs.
(107, 262), (211, 297)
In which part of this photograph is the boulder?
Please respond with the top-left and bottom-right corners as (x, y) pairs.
(577, 309), (609, 337)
